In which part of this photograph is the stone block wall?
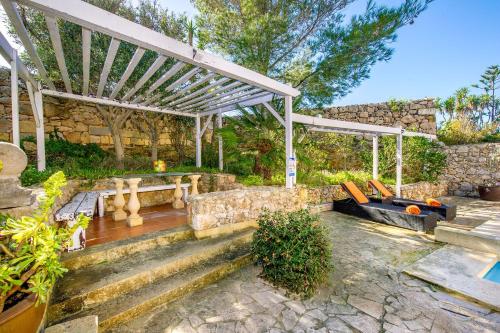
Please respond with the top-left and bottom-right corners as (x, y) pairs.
(0, 68), (193, 159)
(441, 143), (500, 197)
(322, 98), (437, 135)
(188, 186), (308, 237)
(305, 180), (448, 205)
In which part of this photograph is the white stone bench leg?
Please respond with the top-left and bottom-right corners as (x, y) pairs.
(67, 219), (86, 251)
(98, 196), (105, 217)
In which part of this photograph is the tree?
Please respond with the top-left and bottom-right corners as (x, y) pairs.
(8, 0), (189, 166)
(193, 0), (431, 106)
(472, 65), (500, 123)
(131, 111), (170, 162)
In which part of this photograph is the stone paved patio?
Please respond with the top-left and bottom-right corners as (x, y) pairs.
(112, 209), (500, 333)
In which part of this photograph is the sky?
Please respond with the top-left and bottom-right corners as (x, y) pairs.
(1, 0), (499, 107)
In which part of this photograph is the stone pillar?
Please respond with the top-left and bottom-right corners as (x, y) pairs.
(188, 174), (201, 195)
(172, 176), (184, 209)
(112, 178), (127, 221)
(126, 178), (143, 227)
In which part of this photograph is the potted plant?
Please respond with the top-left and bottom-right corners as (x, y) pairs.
(478, 180), (500, 201)
(0, 172), (89, 333)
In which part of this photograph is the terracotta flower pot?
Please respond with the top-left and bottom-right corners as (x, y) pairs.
(478, 185), (500, 202)
(0, 294), (47, 333)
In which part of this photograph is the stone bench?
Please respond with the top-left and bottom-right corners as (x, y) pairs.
(96, 183), (191, 217)
(55, 192), (99, 251)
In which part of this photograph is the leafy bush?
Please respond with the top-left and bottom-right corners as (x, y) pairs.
(361, 136), (446, 183)
(44, 135), (107, 169)
(252, 209), (332, 298)
(438, 119), (498, 145)
(0, 172), (89, 309)
(240, 174), (264, 186)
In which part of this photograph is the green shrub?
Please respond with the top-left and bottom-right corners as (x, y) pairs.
(438, 119), (499, 145)
(241, 174), (264, 186)
(0, 172), (89, 308)
(252, 209), (332, 298)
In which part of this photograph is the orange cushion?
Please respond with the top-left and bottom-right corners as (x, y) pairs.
(369, 179), (393, 198)
(426, 198), (441, 207)
(406, 205), (421, 215)
(343, 181), (369, 204)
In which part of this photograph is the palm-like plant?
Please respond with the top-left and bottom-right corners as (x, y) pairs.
(218, 102), (311, 180)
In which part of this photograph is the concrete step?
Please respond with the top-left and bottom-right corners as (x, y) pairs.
(49, 229), (254, 326)
(95, 251), (250, 332)
(62, 225), (194, 270)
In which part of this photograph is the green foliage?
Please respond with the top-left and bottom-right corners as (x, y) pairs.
(194, 0), (430, 106)
(387, 98), (409, 112)
(252, 210), (332, 298)
(45, 133), (107, 169)
(302, 170), (372, 188)
(361, 136), (446, 183)
(0, 172), (90, 308)
(437, 118), (497, 145)
(240, 175), (264, 186)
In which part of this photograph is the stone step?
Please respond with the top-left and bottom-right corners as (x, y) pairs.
(49, 229), (254, 325)
(62, 225), (194, 270)
(65, 250), (251, 332)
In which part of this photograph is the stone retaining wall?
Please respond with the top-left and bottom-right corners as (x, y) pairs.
(188, 186), (308, 238)
(441, 143), (500, 197)
(305, 180), (449, 205)
(321, 98), (437, 135)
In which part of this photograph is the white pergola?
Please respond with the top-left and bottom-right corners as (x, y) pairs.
(1, 0), (434, 194)
(293, 114), (436, 196)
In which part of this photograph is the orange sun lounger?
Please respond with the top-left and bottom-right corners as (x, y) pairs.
(367, 179), (456, 221)
(333, 182), (439, 232)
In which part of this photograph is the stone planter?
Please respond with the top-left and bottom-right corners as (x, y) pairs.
(478, 185), (500, 202)
(0, 293), (47, 333)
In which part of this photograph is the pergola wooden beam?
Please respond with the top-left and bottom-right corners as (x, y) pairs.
(81, 28), (91, 96)
(160, 72), (216, 104)
(121, 55), (166, 101)
(42, 89), (197, 117)
(181, 84), (254, 111)
(45, 14), (72, 93)
(177, 81), (243, 108)
(109, 47), (145, 99)
(199, 88), (263, 112)
(96, 37), (120, 98)
(169, 77), (230, 106)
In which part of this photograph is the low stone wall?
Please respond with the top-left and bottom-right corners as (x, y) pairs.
(442, 143), (500, 197)
(188, 186), (308, 238)
(305, 180), (449, 205)
(321, 98), (437, 135)
(400, 181), (449, 201)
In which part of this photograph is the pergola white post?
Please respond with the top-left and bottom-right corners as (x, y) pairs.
(372, 135), (379, 180)
(396, 132), (403, 197)
(195, 115), (201, 167)
(33, 83), (45, 171)
(10, 48), (19, 147)
(284, 96), (294, 189)
(217, 111), (223, 171)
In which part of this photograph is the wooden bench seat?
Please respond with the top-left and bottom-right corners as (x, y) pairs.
(96, 183), (191, 217)
(55, 192), (99, 251)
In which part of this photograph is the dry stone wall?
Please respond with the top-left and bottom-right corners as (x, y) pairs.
(188, 186), (308, 233)
(322, 98), (437, 135)
(441, 143), (500, 197)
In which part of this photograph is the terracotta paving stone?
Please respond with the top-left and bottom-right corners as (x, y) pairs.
(86, 204), (187, 246)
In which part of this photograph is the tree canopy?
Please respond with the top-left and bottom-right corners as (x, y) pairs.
(192, 0), (432, 106)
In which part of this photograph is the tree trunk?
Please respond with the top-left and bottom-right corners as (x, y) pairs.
(150, 130), (158, 162)
(111, 125), (125, 169)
